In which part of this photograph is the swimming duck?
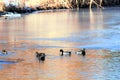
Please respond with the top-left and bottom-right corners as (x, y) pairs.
(60, 49), (71, 56)
(76, 48), (86, 56)
(2, 50), (8, 54)
(36, 52), (46, 61)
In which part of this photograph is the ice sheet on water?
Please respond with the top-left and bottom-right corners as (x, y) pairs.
(75, 28), (120, 50)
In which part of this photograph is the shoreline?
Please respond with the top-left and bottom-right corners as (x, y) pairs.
(0, 6), (120, 17)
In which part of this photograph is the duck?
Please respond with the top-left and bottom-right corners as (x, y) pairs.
(36, 52), (46, 61)
(76, 48), (86, 56)
(2, 50), (8, 54)
(60, 49), (71, 56)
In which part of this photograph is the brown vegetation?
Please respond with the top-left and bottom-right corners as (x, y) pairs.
(1, 0), (120, 14)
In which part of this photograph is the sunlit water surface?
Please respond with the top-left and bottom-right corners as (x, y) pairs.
(0, 7), (120, 80)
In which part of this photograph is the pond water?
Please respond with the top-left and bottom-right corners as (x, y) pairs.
(0, 7), (120, 80)
(1, 7), (120, 50)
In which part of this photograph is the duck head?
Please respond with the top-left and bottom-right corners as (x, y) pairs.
(60, 49), (64, 56)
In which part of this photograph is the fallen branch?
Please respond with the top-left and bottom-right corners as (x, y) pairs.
(89, 0), (103, 8)
(93, 0), (103, 8)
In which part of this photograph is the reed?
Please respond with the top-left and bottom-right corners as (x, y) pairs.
(2, 0), (120, 13)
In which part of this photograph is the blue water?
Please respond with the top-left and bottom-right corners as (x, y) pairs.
(0, 51), (16, 69)
(0, 59), (16, 69)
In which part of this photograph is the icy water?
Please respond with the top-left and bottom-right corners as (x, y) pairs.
(0, 7), (120, 80)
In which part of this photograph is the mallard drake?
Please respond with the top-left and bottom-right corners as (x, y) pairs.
(60, 49), (71, 56)
(2, 50), (8, 54)
(36, 52), (46, 61)
(76, 48), (86, 56)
